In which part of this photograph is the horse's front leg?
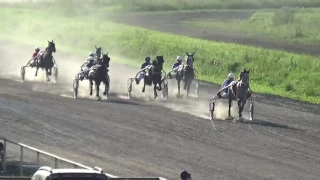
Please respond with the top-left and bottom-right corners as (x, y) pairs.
(153, 84), (158, 98)
(45, 67), (50, 82)
(89, 79), (93, 96)
(238, 99), (246, 120)
(103, 78), (109, 96)
(35, 63), (39, 77)
(158, 78), (162, 91)
(142, 79), (146, 93)
(95, 81), (101, 98)
(186, 79), (191, 97)
(177, 78), (181, 95)
(227, 93), (233, 120)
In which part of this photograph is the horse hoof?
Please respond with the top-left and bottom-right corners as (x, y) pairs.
(225, 116), (234, 120)
(96, 97), (101, 101)
(176, 94), (183, 98)
(237, 117), (244, 122)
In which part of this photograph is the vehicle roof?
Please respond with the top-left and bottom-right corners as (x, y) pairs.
(50, 169), (103, 174)
(36, 166), (104, 175)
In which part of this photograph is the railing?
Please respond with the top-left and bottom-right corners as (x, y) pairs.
(0, 137), (167, 180)
(0, 137), (93, 176)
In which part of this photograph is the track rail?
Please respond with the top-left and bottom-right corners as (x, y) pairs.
(0, 137), (167, 180)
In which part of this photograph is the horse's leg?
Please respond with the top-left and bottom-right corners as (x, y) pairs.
(95, 81), (101, 98)
(142, 79), (146, 93)
(177, 79), (181, 95)
(228, 90), (233, 118)
(158, 77), (162, 91)
(103, 78), (108, 96)
(238, 98), (246, 119)
(45, 67), (50, 82)
(153, 84), (158, 98)
(35, 63), (39, 77)
(89, 79), (93, 96)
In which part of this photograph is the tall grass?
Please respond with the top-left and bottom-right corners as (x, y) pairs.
(0, 6), (319, 104)
(181, 7), (320, 45)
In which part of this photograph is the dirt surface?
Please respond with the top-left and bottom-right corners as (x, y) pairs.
(110, 11), (320, 56)
(0, 39), (319, 180)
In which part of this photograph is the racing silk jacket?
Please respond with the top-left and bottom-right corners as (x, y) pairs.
(141, 62), (151, 69)
(172, 62), (182, 69)
(222, 79), (233, 93)
(32, 51), (38, 58)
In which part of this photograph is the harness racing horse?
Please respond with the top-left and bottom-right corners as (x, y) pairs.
(35, 40), (56, 82)
(225, 69), (252, 121)
(88, 52), (110, 100)
(142, 55), (165, 98)
(175, 52), (195, 97)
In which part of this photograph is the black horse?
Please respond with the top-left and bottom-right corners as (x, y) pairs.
(35, 40), (56, 82)
(88, 52), (110, 100)
(175, 52), (195, 97)
(142, 55), (164, 98)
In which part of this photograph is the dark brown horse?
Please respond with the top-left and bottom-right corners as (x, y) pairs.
(35, 40), (56, 82)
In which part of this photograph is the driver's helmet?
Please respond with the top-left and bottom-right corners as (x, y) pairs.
(35, 47), (40, 52)
(88, 56), (95, 63)
(176, 56), (183, 62)
(89, 52), (94, 57)
(145, 56), (150, 62)
(228, 72), (235, 80)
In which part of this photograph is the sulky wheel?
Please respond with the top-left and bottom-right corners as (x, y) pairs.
(73, 79), (79, 99)
(195, 81), (199, 99)
(209, 98), (215, 120)
(249, 99), (254, 121)
(20, 66), (25, 82)
(162, 83), (168, 100)
(53, 67), (58, 83)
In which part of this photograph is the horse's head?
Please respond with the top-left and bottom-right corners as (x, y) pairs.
(47, 40), (56, 53)
(155, 55), (164, 70)
(101, 52), (110, 67)
(95, 45), (102, 59)
(240, 68), (250, 86)
(185, 52), (195, 67)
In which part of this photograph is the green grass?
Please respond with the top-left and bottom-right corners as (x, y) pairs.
(0, 6), (319, 104)
(181, 7), (320, 45)
(3, 0), (320, 12)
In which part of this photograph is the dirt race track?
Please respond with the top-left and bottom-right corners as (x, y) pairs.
(0, 38), (319, 180)
(111, 11), (320, 56)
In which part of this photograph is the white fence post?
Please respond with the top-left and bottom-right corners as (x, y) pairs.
(54, 158), (57, 168)
(20, 146), (23, 176)
(36, 152), (40, 169)
(2, 139), (7, 172)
